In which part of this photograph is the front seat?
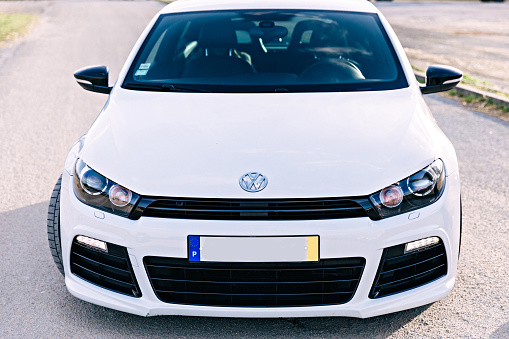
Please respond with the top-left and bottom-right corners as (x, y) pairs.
(287, 20), (349, 74)
(181, 20), (255, 78)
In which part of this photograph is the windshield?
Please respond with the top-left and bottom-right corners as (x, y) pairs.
(123, 10), (408, 93)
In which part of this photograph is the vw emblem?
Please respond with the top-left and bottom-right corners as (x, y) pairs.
(239, 172), (268, 193)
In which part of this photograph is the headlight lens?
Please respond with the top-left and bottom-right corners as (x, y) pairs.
(80, 169), (108, 195)
(109, 185), (133, 207)
(369, 159), (445, 218)
(73, 159), (139, 217)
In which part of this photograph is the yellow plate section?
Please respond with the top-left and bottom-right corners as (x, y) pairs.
(306, 236), (319, 261)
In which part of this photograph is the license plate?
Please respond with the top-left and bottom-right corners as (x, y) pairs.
(188, 236), (319, 262)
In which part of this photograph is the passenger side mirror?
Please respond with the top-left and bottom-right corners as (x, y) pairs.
(421, 65), (462, 95)
(74, 65), (112, 94)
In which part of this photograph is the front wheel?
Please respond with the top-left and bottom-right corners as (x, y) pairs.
(47, 175), (64, 276)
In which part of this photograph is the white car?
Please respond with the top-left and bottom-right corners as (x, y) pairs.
(48, 0), (463, 318)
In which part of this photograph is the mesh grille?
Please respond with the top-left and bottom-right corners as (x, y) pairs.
(144, 257), (365, 307)
(70, 238), (141, 297)
(132, 197), (374, 221)
(369, 239), (447, 298)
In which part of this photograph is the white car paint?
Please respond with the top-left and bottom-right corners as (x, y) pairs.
(81, 88), (445, 198)
(60, 169), (461, 318)
(58, 0), (462, 318)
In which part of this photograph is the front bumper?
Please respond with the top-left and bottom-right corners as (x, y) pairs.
(60, 170), (461, 318)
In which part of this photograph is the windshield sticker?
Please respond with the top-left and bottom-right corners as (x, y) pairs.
(139, 63), (151, 70)
(135, 63), (151, 76)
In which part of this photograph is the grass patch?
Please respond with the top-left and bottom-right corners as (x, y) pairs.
(460, 74), (509, 100)
(159, 0), (176, 3)
(411, 65), (425, 73)
(462, 74), (493, 88)
(0, 13), (35, 44)
(416, 63), (509, 122)
(447, 89), (509, 122)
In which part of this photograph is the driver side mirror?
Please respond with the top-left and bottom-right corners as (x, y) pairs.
(74, 65), (112, 94)
(421, 65), (462, 95)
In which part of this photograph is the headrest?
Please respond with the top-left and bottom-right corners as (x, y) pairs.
(198, 20), (238, 49)
(310, 23), (345, 48)
(289, 20), (345, 50)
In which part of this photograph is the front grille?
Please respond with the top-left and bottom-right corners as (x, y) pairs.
(144, 257), (365, 307)
(369, 239), (447, 298)
(130, 196), (378, 221)
(70, 238), (141, 297)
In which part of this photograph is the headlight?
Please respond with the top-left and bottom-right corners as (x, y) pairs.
(73, 159), (139, 217)
(369, 159), (445, 219)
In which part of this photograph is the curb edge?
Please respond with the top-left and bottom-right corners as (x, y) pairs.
(415, 72), (509, 109)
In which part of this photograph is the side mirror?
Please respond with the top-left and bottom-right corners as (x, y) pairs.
(74, 66), (112, 94)
(421, 65), (462, 95)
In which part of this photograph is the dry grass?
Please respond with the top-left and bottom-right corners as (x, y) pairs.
(0, 13), (35, 45)
(445, 90), (509, 123)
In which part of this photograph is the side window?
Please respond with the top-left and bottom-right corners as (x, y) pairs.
(235, 30), (252, 44)
(145, 30), (167, 64)
(133, 30), (168, 79)
(183, 41), (198, 58)
(300, 30), (312, 44)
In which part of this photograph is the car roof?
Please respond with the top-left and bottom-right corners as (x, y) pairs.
(160, 0), (378, 15)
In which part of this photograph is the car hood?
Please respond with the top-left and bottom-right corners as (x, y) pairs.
(80, 88), (437, 198)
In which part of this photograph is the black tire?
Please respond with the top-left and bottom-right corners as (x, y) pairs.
(48, 175), (65, 276)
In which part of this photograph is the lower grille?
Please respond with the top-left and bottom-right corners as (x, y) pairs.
(70, 238), (141, 297)
(144, 257), (365, 307)
(369, 239), (447, 298)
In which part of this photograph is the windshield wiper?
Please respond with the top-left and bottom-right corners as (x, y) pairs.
(123, 83), (209, 93)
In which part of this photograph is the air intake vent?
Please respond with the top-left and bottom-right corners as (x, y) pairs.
(130, 196), (377, 221)
(144, 257), (365, 307)
(70, 238), (141, 297)
(369, 239), (447, 298)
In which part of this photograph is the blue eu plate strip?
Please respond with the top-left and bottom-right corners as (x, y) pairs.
(188, 236), (201, 261)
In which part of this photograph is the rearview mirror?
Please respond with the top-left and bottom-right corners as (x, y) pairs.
(74, 65), (112, 94)
(421, 65), (462, 95)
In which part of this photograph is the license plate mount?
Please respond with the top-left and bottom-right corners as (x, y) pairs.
(188, 235), (319, 263)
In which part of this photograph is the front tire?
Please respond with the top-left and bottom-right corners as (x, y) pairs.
(47, 175), (65, 276)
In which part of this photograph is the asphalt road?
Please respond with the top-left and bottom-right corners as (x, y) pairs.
(0, 1), (508, 338)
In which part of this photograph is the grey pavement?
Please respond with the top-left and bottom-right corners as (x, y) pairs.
(377, 1), (509, 94)
(0, 1), (508, 338)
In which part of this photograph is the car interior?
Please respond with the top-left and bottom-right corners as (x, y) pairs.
(130, 11), (399, 86)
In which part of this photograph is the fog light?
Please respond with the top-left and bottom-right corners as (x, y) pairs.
(76, 235), (108, 252)
(404, 236), (440, 253)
